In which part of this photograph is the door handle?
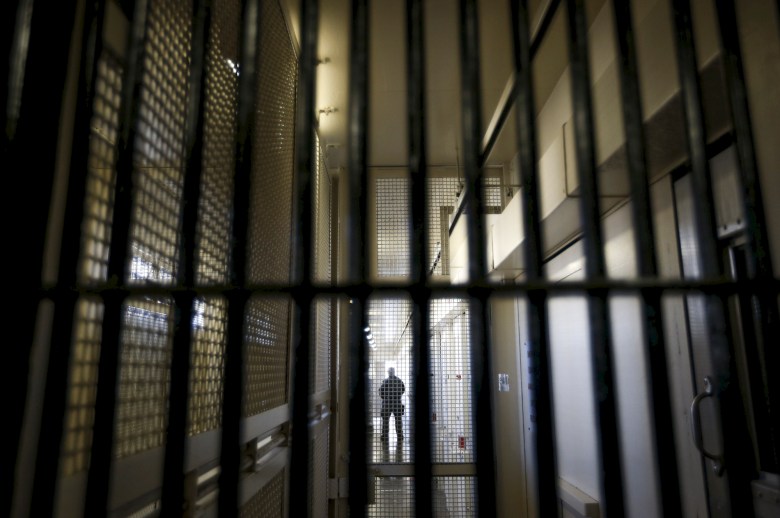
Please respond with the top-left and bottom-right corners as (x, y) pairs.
(690, 376), (725, 476)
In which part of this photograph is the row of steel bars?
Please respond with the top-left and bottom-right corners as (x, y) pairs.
(5, 0), (779, 515)
(406, 0), (434, 516)
(3, 0), (84, 514)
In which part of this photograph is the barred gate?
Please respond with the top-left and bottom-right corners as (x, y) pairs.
(4, 0), (779, 517)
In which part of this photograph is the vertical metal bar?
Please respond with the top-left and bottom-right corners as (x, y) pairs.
(563, 0), (625, 515)
(670, 0), (756, 513)
(26, 1), (106, 515)
(85, 0), (151, 513)
(457, 1), (497, 516)
(5, 2), (75, 513)
(713, 0), (780, 473)
(668, 0), (720, 276)
(508, 0), (559, 515)
(289, 0), (319, 515)
(346, 0), (369, 514)
(406, 0), (432, 514)
(217, 0), (259, 514)
(610, 1), (683, 515)
(480, 0), (561, 166)
(160, 0), (212, 514)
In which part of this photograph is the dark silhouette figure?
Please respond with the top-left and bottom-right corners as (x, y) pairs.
(379, 367), (405, 441)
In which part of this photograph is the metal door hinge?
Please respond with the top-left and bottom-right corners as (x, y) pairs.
(328, 477), (349, 499)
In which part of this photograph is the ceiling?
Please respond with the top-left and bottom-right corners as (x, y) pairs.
(282, 0), (606, 172)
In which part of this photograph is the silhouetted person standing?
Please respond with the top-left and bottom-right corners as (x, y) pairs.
(379, 367), (405, 441)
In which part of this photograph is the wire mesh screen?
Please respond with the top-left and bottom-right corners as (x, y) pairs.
(246, 0), (296, 286)
(187, 296), (228, 434)
(114, 296), (175, 458)
(427, 176), (459, 277)
(62, 297), (104, 475)
(114, 0), (192, 458)
(60, 47), (124, 474)
(78, 52), (122, 284)
(241, 0), (298, 416)
(243, 295), (291, 415)
(312, 133), (332, 394)
(432, 477), (477, 517)
(309, 428), (330, 518)
(239, 469), (286, 518)
(365, 476), (476, 517)
(368, 296), (414, 463)
(186, 0), (241, 435)
(368, 477), (414, 517)
(430, 298), (474, 463)
(376, 177), (411, 278)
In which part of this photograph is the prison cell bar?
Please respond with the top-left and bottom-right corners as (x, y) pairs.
(84, 0), (153, 513)
(564, 0), (626, 515)
(346, 0), (369, 512)
(508, 0), (560, 516)
(457, 1), (498, 516)
(160, 0), (213, 514)
(480, 0), (561, 169)
(670, 0), (758, 512)
(610, 1), (683, 515)
(406, 0), (434, 515)
(6, 0), (780, 515)
(217, 0), (260, 514)
(288, 0), (320, 514)
(27, 0), (107, 515)
(713, 0), (780, 473)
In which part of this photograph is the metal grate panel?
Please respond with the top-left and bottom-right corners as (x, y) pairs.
(376, 177), (411, 278)
(195, 0), (240, 287)
(432, 476), (477, 517)
(114, 296), (174, 458)
(243, 296), (291, 416)
(246, 0), (297, 286)
(368, 296), (414, 462)
(239, 469), (286, 518)
(312, 134), (332, 394)
(185, 0), (241, 436)
(427, 176), (459, 277)
(309, 429), (330, 518)
(368, 477), (414, 517)
(365, 475), (477, 517)
(62, 297), (104, 475)
(430, 298), (474, 463)
(79, 52), (123, 284)
(187, 296), (228, 435)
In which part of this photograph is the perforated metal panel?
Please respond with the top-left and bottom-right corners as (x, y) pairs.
(187, 296), (228, 435)
(246, 0), (297, 286)
(112, 0), (192, 459)
(62, 49), (123, 474)
(241, 0), (298, 416)
(186, 0), (241, 436)
(79, 52), (123, 284)
(309, 429), (330, 518)
(243, 296), (291, 416)
(62, 297), (104, 475)
(114, 296), (174, 458)
(312, 134), (332, 394)
(195, 0), (239, 287)
(239, 469), (286, 518)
